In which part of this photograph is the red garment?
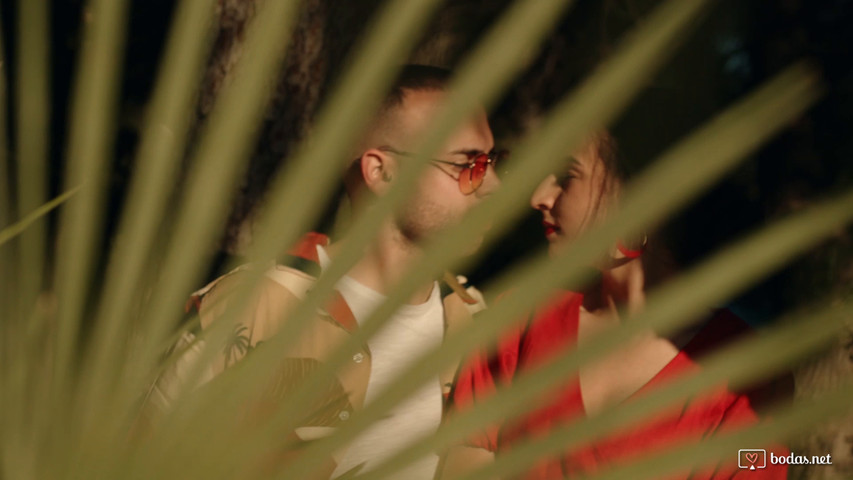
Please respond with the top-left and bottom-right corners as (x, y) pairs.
(451, 291), (791, 479)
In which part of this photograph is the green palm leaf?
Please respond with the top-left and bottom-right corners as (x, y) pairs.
(2, 0), (850, 479)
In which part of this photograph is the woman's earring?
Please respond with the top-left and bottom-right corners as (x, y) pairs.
(614, 234), (648, 259)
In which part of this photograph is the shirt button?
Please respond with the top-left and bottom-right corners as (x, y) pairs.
(338, 410), (350, 421)
(352, 353), (364, 363)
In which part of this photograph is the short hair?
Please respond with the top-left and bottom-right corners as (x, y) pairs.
(343, 65), (453, 204)
(355, 64), (453, 154)
(379, 64), (453, 113)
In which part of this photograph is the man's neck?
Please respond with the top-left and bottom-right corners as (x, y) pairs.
(325, 223), (434, 305)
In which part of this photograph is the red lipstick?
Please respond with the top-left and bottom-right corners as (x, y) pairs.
(542, 221), (558, 237)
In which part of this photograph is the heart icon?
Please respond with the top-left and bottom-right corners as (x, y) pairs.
(745, 452), (758, 464)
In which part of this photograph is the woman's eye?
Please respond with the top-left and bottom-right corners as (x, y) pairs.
(556, 172), (576, 188)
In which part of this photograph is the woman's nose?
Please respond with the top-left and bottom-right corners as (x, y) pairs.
(530, 176), (560, 211)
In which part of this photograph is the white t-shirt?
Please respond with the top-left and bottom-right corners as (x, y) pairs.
(318, 247), (444, 480)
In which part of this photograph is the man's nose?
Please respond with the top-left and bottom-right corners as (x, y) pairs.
(476, 164), (502, 197)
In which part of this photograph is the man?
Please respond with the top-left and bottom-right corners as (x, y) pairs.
(146, 65), (499, 479)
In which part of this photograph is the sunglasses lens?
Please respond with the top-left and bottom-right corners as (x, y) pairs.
(469, 154), (490, 192)
(459, 169), (475, 194)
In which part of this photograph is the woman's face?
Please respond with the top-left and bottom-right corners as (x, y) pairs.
(530, 140), (614, 256)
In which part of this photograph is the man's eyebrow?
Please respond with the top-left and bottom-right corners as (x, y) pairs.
(449, 148), (486, 156)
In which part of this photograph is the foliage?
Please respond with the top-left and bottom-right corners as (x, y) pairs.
(1, 0), (851, 479)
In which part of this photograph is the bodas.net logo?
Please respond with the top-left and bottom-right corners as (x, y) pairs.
(738, 449), (767, 470)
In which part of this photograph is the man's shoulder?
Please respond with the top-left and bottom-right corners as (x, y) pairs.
(189, 231), (331, 328)
(193, 264), (314, 332)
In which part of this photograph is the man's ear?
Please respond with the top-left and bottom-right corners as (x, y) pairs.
(359, 149), (395, 195)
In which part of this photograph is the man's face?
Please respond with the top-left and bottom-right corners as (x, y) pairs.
(391, 89), (498, 245)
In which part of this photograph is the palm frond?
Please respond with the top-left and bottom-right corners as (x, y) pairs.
(0, 188), (79, 246)
(2, 0), (850, 479)
(14, 0), (50, 321)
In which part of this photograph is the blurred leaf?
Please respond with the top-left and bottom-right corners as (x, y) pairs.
(0, 188), (79, 246)
(75, 0), (218, 452)
(15, 0), (50, 320)
(52, 0), (131, 426)
(3, 0), (850, 479)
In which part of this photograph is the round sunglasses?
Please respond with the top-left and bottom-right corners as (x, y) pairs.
(378, 146), (506, 195)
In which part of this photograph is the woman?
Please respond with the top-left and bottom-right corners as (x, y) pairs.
(442, 133), (791, 479)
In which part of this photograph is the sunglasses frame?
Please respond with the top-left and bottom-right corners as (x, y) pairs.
(376, 146), (504, 195)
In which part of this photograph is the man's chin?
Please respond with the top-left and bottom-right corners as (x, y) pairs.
(399, 216), (486, 257)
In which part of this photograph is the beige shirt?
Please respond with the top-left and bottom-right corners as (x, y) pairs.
(143, 259), (481, 479)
